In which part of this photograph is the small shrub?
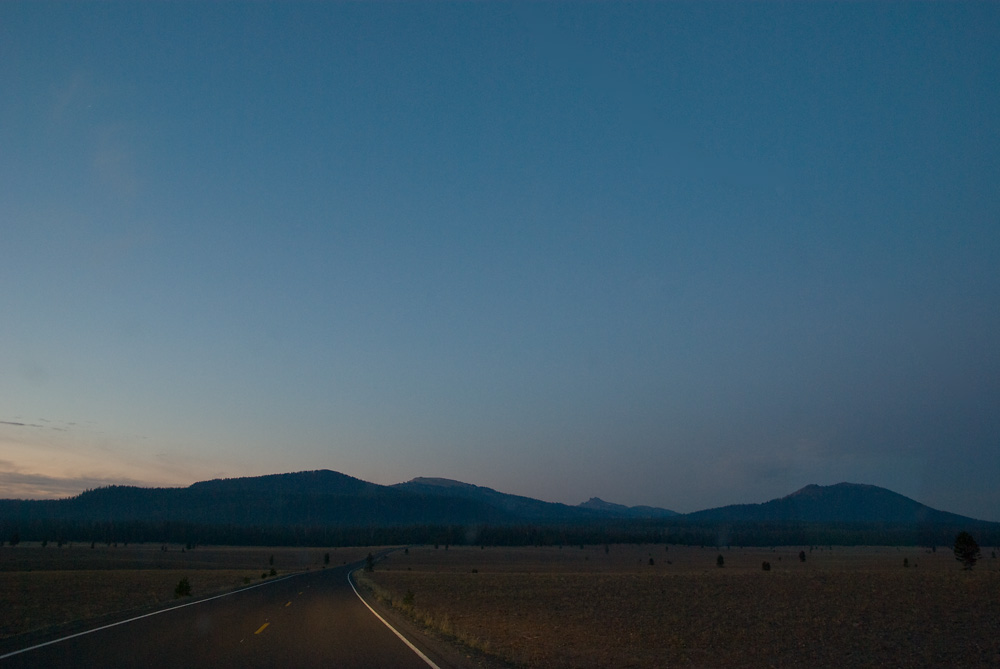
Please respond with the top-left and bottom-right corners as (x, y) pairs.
(262, 572), (268, 579)
(174, 577), (191, 598)
(269, 567), (276, 576)
(269, 554), (274, 566)
(365, 552), (375, 572)
(799, 551), (806, 562)
(649, 558), (655, 566)
(324, 552), (330, 565)
(716, 555), (724, 567)
(402, 590), (415, 607)
(903, 558), (909, 568)
(762, 561), (771, 571)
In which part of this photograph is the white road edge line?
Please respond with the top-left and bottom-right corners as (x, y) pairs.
(0, 572), (303, 660)
(349, 570), (441, 669)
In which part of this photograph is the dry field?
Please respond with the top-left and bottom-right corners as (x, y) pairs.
(0, 543), (373, 642)
(364, 544), (1000, 668)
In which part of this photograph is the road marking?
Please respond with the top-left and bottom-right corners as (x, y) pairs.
(349, 571), (441, 669)
(255, 623), (270, 634)
(0, 572), (304, 660)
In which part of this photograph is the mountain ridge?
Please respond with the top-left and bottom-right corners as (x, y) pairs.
(684, 481), (976, 525)
(1, 471), (995, 540)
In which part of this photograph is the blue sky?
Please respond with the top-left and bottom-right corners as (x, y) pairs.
(2, 3), (999, 520)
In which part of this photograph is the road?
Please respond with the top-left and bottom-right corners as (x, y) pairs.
(1, 562), (447, 668)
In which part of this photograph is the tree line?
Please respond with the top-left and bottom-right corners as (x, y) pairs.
(3, 517), (998, 549)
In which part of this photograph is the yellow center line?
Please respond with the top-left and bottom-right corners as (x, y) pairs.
(254, 622), (270, 635)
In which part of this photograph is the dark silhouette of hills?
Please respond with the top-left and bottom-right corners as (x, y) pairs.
(188, 469), (380, 496)
(1, 471), (996, 547)
(578, 496), (678, 518)
(683, 482), (978, 525)
(392, 477), (678, 522)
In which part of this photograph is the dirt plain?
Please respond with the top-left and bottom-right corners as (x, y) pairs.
(0, 543), (372, 643)
(364, 544), (1000, 668)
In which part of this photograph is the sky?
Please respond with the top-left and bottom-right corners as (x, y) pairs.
(1, 3), (999, 521)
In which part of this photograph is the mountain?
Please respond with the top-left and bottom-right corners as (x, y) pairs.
(579, 497), (678, 518)
(395, 478), (678, 521)
(0, 471), (510, 528)
(2, 473), (996, 548)
(682, 482), (979, 525)
(188, 469), (380, 496)
(393, 477), (607, 522)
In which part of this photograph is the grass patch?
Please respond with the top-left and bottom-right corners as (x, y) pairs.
(0, 544), (378, 641)
(354, 570), (496, 660)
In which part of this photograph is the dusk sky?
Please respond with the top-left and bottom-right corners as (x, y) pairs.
(2, 3), (998, 521)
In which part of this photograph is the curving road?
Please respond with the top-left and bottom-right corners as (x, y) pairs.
(1, 562), (447, 668)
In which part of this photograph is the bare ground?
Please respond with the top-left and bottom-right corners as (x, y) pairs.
(365, 544), (1000, 668)
(0, 543), (374, 642)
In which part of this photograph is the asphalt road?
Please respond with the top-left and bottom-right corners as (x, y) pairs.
(1, 563), (443, 668)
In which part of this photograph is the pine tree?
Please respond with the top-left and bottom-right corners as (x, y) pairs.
(954, 532), (981, 570)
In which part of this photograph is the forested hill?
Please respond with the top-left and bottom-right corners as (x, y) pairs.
(684, 483), (978, 525)
(1, 472), (996, 547)
(0, 470), (627, 528)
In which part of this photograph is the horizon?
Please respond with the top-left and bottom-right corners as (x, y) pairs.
(3, 467), (996, 525)
(2, 4), (999, 522)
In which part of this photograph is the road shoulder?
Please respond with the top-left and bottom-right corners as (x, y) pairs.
(349, 568), (513, 669)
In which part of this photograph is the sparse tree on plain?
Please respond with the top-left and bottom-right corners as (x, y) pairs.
(953, 532), (981, 570)
(716, 554), (724, 567)
(799, 550), (806, 562)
